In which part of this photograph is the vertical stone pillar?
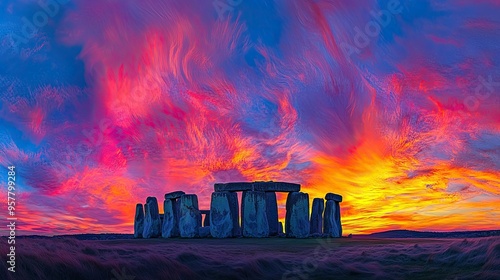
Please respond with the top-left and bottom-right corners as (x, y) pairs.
(242, 191), (269, 237)
(335, 202), (342, 237)
(324, 193), (343, 237)
(265, 192), (279, 236)
(210, 192), (239, 238)
(229, 193), (239, 236)
(134, 203), (144, 238)
(285, 192), (310, 238)
(179, 194), (200, 238)
(310, 198), (324, 235)
(162, 199), (180, 238)
(143, 197), (161, 238)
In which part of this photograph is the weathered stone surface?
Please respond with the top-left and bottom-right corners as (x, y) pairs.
(253, 182), (301, 192)
(310, 198), (324, 234)
(324, 200), (341, 237)
(325, 193), (343, 202)
(134, 203), (144, 238)
(214, 181), (300, 192)
(285, 192), (310, 238)
(143, 197), (161, 238)
(199, 226), (211, 238)
(164, 191), (185, 200)
(179, 194), (200, 238)
(242, 191), (269, 238)
(162, 199), (180, 238)
(228, 193), (240, 236)
(214, 182), (253, 192)
(210, 192), (239, 238)
(266, 192), (279, 235)
(335, 202), (342, 237)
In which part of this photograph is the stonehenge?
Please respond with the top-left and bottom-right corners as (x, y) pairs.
(179, 194), (201, 238)
(210, 191), (239, 238)
(241, 191), (269, 237)
(285, 192), (310, 238)
(310, 198), (324, 235)
(324, 193), (343, 237)
(143, 197), (161, 238)
(265, 192), (279, 236)
(134, 203), (144, 238)
(134, 181), (343, 239)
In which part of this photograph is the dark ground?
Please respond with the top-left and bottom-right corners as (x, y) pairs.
(1, 234), (499, 280)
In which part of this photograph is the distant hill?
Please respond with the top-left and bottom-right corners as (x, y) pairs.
(363, 229), (500, 238)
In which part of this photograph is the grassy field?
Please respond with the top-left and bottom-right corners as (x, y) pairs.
(1, 236), (499, 279)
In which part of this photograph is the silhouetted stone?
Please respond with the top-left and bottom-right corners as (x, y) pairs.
(143, 197), (161, 238)
(162, 199), (180, 238)
(134, 203), (144, 238)
(242, 191), (269, 237)
(253, 181), (300, 192)
(279, 222), (284, 235)
(310, 198), (324, 234)
(164, 191), (185, 200)
(210, 192), (239, 238)
(285, 192), (310, 238)
(266, 192), (279, 235)
(199, 226), (211, 238)
(214, 181), (300, 192)
(324, 200), (341, 237)
(325, 193), (342, 202)
(335, 202), (342, 237)
(179, 194), (200, 238)
(214, 182), (253, 192)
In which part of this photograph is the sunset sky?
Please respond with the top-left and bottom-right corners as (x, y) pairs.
(0, 0), (499, 236)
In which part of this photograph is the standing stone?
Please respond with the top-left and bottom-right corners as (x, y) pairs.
(285, 192), (310, 238)
(266, 192), (279, 236)
(324, 200), (341, 237)
(134, 203), (144, 238)
(278, 222), (284, 235)
(335, 202), (342, 237)
(242, 191), (269, 238)
(179, 194), (200, 238)
(162, 199), (180, 238)
(310, 198), (324, 234)
(210, 192), (239, 238)
(229, 193), (240, 237)
(143, 197), (161, 238)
